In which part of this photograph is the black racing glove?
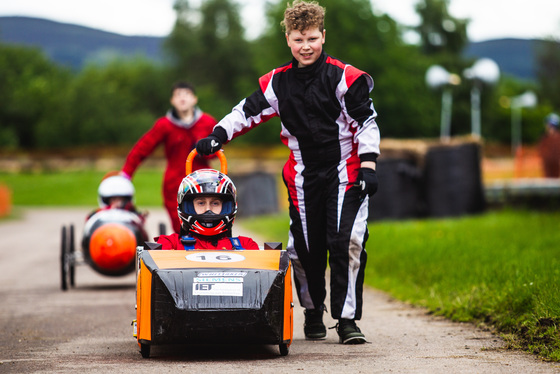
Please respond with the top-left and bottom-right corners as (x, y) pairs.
(196, 135), (221, 155)
(356, 168), (378, 199)
(196, 127), (228, 155)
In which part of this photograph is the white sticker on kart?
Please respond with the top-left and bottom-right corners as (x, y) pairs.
(197, 272), (247, 277)
(194, 277), (244, 283)
(185, 253), (246, 263)
(193, 282), (243, 296)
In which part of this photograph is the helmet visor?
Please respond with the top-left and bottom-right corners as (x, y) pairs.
(181, 194), (234, 216)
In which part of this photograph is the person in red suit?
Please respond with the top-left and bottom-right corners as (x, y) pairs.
(155, 168), (259, 250)
(121, 82), (217, 233)
(538, 113), (560, 178)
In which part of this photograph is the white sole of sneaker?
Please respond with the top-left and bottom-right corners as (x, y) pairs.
(341, 336), (367, 344)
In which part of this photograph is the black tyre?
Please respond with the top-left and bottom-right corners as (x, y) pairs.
(69, 224), (76, 287)
(60, 226), (68, 291)
(140, 343), (150, 358)
(279, 343), (289, 356)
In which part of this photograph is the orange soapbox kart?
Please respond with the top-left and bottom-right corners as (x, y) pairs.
(60, 184), (155, 291)
(133, 150), (294, 358)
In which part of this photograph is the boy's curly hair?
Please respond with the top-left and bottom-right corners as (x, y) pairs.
(281, 0), (325, 34)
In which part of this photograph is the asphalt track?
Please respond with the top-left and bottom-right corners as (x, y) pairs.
(1, 208), (559, 373)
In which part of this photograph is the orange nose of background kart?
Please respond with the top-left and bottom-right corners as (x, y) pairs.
(90, 223), (136, 271)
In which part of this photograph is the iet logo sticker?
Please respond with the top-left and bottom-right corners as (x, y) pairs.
(193, 281), (243, 296)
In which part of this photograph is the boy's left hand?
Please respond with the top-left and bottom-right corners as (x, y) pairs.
(356, 168), (378, 199)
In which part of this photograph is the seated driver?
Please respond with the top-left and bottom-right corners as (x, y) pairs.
(87, 174), (144, 221)
(155, 169), (259, 250)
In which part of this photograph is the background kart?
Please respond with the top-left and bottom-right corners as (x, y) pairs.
(60, 200), (162, 291)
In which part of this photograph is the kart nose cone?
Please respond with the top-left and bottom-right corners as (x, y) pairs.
(90, 223), (136, 271)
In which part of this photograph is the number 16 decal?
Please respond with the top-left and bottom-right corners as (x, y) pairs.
(186, 253), (245, 263)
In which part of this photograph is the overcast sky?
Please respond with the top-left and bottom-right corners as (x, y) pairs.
(0, 0), (559, 42)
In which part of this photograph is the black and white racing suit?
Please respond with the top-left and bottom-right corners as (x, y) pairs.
(215, 51), (380, 320)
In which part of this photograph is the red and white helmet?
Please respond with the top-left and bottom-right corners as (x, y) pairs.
(177, 169), (237, 236)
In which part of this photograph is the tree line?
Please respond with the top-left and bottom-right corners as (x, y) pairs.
(1, 0), (559, 151)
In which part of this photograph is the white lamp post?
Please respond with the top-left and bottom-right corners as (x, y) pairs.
(510, 91), (537, 155)
(463, 58), (500, 139)
(426, 65), (461, 142)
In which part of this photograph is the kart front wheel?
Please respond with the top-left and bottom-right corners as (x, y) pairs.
(279, 343), (289, 356)
(140, 343), (150, 358)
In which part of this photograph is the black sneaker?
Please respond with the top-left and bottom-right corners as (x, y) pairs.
(304, 307), (327, 339)
(335, 319), (366, 344)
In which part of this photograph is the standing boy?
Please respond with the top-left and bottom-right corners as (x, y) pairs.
(196, 0), (380, 344)
(121, 82), (217, 233)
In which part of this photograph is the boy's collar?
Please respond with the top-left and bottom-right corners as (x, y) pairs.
(167, 107), (202, 128)
(293, 50), (326, 75)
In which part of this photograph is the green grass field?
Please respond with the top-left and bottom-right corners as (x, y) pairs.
(239, 211), (560, 361)
(2, 170), (559, 361)
(0, 169), (164, 207)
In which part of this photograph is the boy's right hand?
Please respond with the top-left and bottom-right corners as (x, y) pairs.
(196, 127), (228, 155)
(196, 135), (222, 155)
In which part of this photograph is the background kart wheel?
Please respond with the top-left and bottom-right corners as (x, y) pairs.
(60, 226), (68, 291)
(158, 222), (166, 236)
(69, 224), (76, 287)
(279, 343), (289, 356)
(140, 343), (150, 358)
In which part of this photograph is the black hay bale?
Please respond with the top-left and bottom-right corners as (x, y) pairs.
(369, 158), (425, 221)
(231, 172), (279, 217)
(423, 143), (486, 218)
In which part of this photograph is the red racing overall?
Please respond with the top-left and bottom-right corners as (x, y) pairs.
(122, 109), (216, 233)
(155, 233), (259, 250)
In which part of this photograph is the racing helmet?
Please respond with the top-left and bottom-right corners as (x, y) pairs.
(98, 175), (135, 209)
(177, 169), (237, 237)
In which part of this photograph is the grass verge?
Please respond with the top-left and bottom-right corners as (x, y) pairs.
(0, 169), (164, 207)
(240, 210), (560, 362)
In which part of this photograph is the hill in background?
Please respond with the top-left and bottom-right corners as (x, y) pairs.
(463, 38), (546, 81)
(0, 16), (542, 80)
(0, 16), (164, 69)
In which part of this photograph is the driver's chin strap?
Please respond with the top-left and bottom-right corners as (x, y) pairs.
(180, 235), (242, 250)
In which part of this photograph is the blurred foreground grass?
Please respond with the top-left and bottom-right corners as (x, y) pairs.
(242, 210), (560, 362)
